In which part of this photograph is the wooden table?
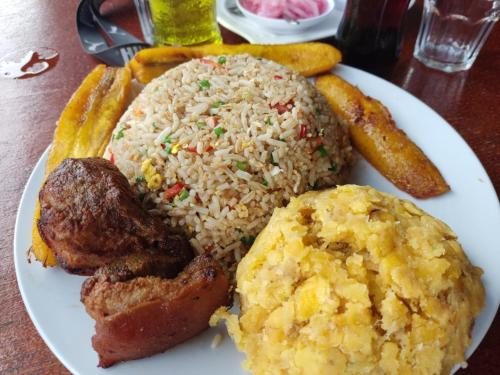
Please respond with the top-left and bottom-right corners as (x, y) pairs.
(0, 0), (498, 373)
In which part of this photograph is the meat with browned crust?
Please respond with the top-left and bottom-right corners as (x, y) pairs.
(38, 157), (193, 275)
(81, 254), (230, 368)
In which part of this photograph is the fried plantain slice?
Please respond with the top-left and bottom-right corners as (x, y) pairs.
(31, 65), (132, 266)
(316, 74), (450, 199)
(129, 43), (341, 83)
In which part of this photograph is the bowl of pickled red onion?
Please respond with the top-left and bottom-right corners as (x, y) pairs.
(236, 0), (334, 34)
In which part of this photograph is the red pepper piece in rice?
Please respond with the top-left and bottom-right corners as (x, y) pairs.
(164, 183), (185, 201)
(133, 108), (144, 116)
(270, 99), (294, 115)
(211, 115), (220, 126)
(299, 124), (308, 138)
(200, 58), (222, 69)
(310, 136), (324, 149)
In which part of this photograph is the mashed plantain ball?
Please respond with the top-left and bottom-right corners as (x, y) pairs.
(211, 185), (484, 375)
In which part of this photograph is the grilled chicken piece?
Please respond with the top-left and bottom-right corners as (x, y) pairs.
(38, 157), (193, 275)
(81, 254), (230, 368)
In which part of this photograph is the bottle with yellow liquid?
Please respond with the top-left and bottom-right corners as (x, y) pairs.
(148, 0), (222, 46)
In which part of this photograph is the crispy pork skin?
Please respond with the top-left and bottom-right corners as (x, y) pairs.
(81, 254), (230, 367)
(38, 158), (193, 275)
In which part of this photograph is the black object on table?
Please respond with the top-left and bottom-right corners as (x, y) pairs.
(76, 0), (150, 66)
(336, 0), (411, 68)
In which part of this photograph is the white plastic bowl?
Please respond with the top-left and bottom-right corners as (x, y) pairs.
(236, 0), (335, 35)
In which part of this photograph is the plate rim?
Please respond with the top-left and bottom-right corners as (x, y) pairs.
(14, 63), (500, 374)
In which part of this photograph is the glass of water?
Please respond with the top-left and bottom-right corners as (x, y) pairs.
(414, 0), (500, 73)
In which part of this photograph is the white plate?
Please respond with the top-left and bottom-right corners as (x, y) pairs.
(217, 0), (416, 44)
(14, 64), (500, 374)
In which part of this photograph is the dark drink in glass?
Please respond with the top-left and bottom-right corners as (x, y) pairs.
(336, 0), (410, 67)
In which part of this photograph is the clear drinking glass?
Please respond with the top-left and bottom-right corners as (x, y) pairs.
(413, 0), (500, 73)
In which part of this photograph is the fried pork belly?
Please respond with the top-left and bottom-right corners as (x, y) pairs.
(81, 254), (230, 367)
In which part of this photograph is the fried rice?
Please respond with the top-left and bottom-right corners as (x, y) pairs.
(107, 54), (352, 273)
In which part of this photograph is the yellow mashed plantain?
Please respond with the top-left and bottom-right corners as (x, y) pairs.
(211, 185), (484, 375)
